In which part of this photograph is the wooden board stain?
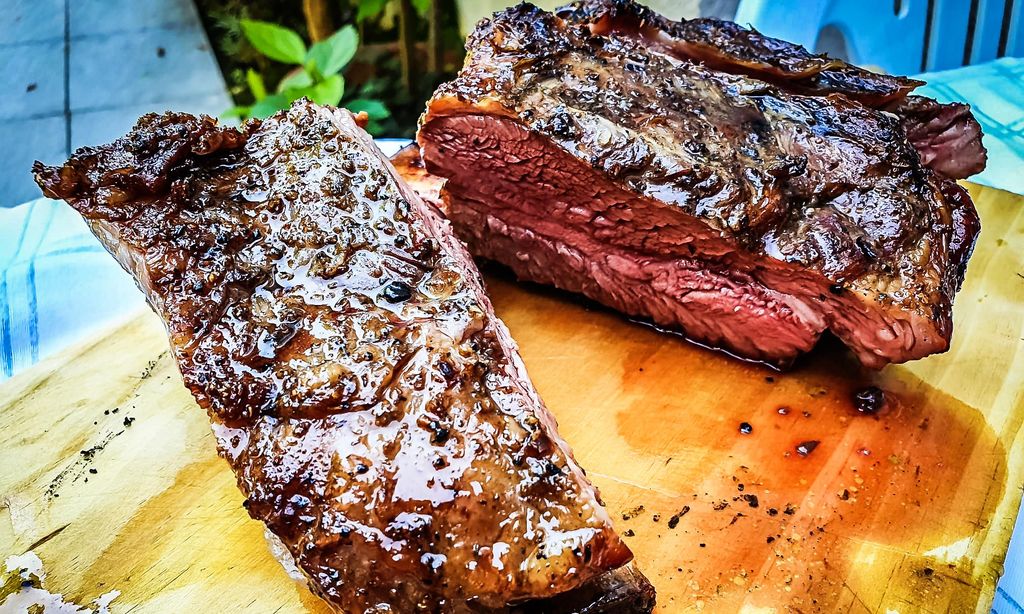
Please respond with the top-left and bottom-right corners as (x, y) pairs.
(486, 272), (1008, 613)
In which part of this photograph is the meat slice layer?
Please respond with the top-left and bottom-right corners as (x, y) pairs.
(558, 0), (922, 106)
(557, 0), (987, 180)
(34, 100), (653, 613)
(417, 1), (983, 368)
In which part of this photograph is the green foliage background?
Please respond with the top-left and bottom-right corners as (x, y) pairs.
(195, 0), (463, 137)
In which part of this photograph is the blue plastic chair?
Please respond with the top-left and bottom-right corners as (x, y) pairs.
(734, 0), (1024, 74)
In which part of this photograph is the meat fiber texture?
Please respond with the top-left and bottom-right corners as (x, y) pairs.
(417, 0), (986, 368)
(34, 100), (654, 613)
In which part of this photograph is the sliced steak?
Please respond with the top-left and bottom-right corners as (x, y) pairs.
(34, 100), (654, 613)
(417, 2), (983, 368)
(558, 0), (921, 106)
(887, 95), (988, 180)
(557, 0), (987, 180)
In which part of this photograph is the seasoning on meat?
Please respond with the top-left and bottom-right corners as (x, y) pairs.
(416, 0), (985, 368)
(34, 100), (655, 614)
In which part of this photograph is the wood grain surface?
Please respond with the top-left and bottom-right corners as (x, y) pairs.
(1, 183), (1022, 613)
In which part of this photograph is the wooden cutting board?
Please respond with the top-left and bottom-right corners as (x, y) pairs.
(1, 183), (1022, 613)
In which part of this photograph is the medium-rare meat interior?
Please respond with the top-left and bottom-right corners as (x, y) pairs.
(417, 0), (985, 368)
(34, 100), (655, 613)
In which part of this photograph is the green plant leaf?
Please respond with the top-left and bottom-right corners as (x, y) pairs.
(221, 105), (251, 120)
(306, 25), (358, 77)
(281, 86), (309, 103)
(345, 98), (390, 120)
(282, 74), (345, 106)
(411, 0), (430, 17)
(356, 0), (389, 22)
(277, 68), (313, 93)
(249, 93), (291, 119)
(240, 19), (307, 64)
(306, 74), (345, 106)
(357, 79), (388, 97)
(246, 68), (267, 100)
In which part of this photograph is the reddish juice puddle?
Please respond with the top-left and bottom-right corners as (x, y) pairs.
(485, 272), (1006, 613)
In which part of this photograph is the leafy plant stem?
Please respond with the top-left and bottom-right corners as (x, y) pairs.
(398, 0), (416, 95)
(302, 0), (333, 42)
(427, 0), (441, 73)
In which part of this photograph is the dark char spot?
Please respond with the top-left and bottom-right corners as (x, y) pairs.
(795, 440), (820, 457)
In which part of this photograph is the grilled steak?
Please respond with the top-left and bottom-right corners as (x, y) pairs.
(417, 0), (984, 368)
(886, 95), (987, 180)
(558, 0), (922, 106)
(558, 0), (987, 180)
(34, 100), (654, 613)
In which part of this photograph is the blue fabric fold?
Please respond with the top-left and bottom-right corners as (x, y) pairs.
(0, 199), (145, 378)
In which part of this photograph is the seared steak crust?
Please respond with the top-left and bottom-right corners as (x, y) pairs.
(558, 0), (987, 181)
(558, 0), (922, 106)
(418, 2), (983, 367)
(888, 95), (988, 180)
(35, 101), (651, 613)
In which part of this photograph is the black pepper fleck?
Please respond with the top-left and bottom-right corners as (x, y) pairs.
(382, 281), (413, 302)
(667, 506), (690, 529)
(429, 421), (450, 444)
(621, 505), (645, 521)
(548, 111), (576, 137)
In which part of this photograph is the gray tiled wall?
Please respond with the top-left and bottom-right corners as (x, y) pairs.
(0, 0), (232, 207)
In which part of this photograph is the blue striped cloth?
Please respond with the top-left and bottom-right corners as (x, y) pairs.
(0, 199), (145, 377)
(996, 585), (1024, 614)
